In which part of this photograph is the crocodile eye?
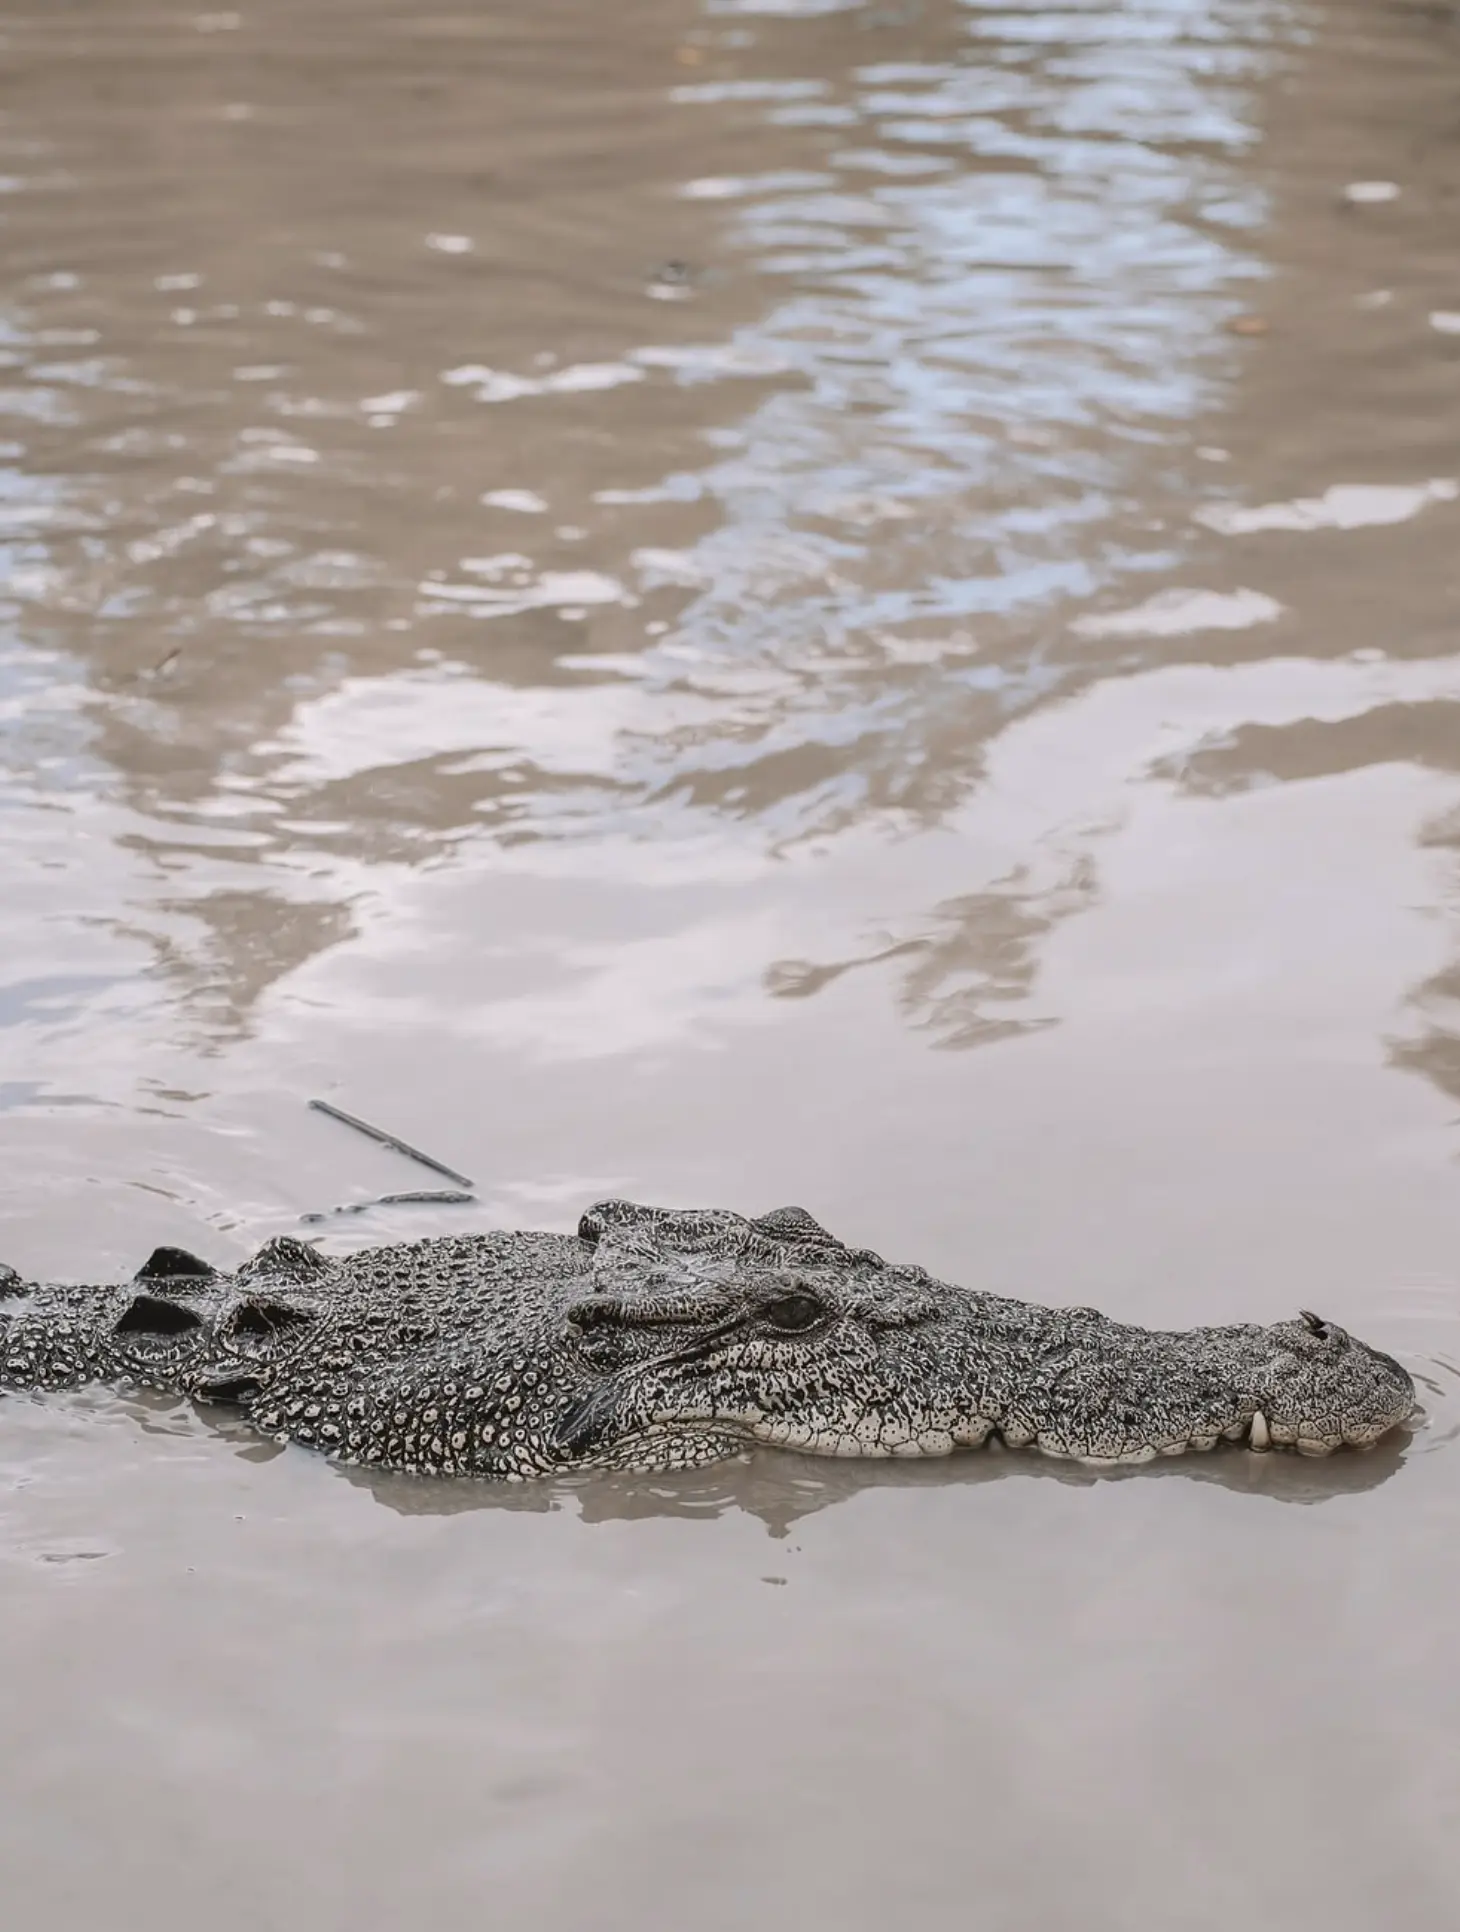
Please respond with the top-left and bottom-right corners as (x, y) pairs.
(763, 1293), (826, 1334)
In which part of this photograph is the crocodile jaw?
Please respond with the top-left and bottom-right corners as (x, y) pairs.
(557, 1308), (1417, 1472)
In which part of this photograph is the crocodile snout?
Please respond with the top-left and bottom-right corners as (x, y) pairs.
(1244, 1314), (1416, 1454)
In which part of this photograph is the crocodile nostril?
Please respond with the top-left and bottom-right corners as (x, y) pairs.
(1298, 1309), (1350, 1347)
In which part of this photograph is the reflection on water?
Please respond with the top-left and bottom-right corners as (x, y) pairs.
(768, 848), (1100, 1046)
(1, 0), (1280, 1044)
(3, 0), (1457, 1090)
(348, 1428), (1415, 1532)
(5, 0), (1460, 1926)
(0, 0), (1453, 1106)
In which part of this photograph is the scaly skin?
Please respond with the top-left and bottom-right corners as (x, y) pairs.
(0, 1200), (1415, 1477)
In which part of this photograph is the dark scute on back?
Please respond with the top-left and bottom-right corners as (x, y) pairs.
(134, 1246), (218, 1283)
(115, 1293), (205, 1337)
(239, 1235), (333, 1283)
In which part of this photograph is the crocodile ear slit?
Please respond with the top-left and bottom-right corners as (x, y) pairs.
(550, 1382), (622, 1458)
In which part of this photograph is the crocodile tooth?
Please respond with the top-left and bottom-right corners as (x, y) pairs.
(1248, 1410), (1271, 1451)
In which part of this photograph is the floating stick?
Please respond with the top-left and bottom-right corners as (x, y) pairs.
(307, 1099), (475, 1189)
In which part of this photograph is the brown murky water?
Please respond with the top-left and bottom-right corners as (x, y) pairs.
(3, 0), (1460, 1922)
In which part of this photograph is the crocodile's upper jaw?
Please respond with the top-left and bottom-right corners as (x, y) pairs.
(549, 1299), (1418, 1472)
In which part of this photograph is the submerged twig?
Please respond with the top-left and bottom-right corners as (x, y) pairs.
(299, 1189), (476, 1226)
(307, 1098), (475, 1188)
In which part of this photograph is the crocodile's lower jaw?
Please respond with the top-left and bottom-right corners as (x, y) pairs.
(736, 1405), (1413, 1466)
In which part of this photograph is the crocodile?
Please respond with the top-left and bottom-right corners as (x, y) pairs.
(0, 1198), (1415, 1478)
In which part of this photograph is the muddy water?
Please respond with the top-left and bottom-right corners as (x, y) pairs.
(3, 0), (1459, 1921)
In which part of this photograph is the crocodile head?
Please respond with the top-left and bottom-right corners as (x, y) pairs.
(553, 1205), (1416, 1470)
